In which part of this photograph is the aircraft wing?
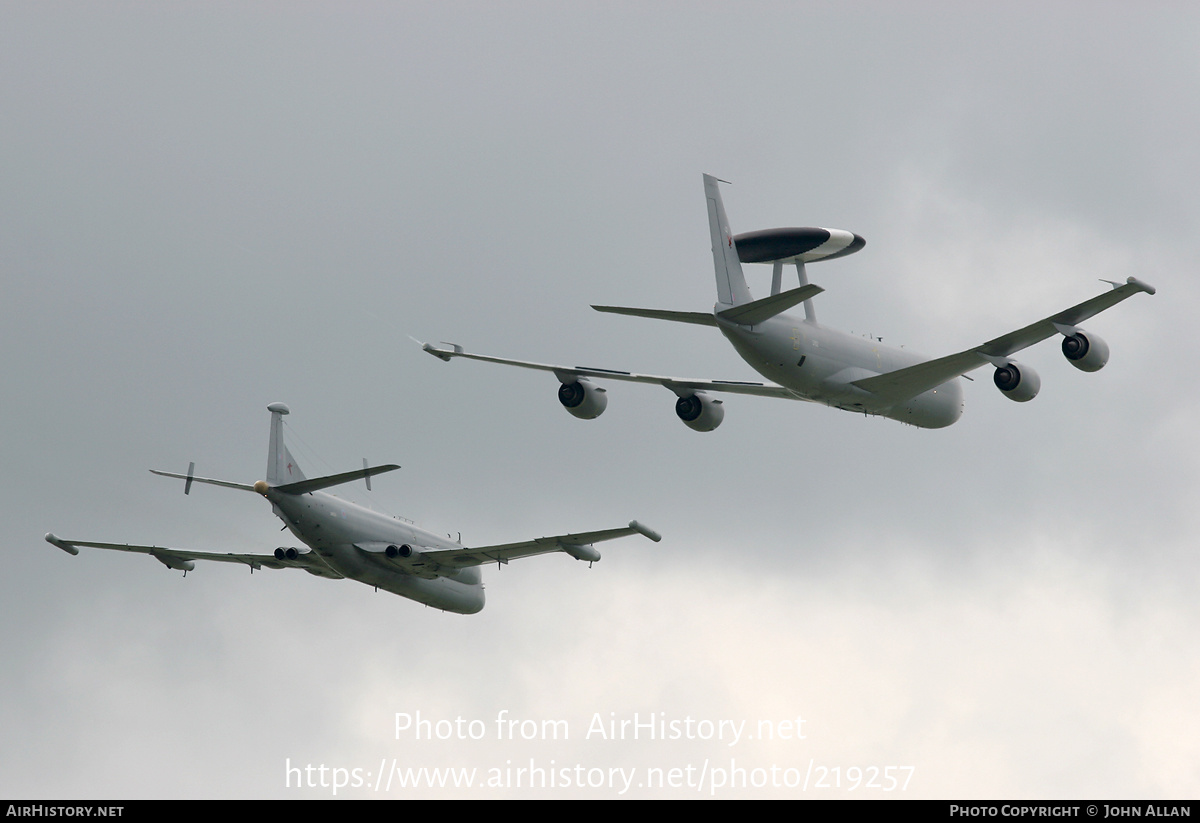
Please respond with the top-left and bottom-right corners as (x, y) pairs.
(421, 341), (800, 400)
(417, 521), (662, 568)
(850, 277), (1156, 403)
(43, 533), (344, 578)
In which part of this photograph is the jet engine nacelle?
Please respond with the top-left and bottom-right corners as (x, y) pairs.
(1061, 330), (1109, 372)
(558, 380), (608, 419)
(273, 547), (310, 561)
(385, 544), (423, 560)
(675, 393), (725, 431)
(993, 361), (1041, 402)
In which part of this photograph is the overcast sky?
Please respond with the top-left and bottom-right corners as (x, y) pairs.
(2, 2), (1196, 799)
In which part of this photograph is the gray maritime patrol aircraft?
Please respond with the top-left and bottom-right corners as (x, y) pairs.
(45, 404), (660, 614)
(423, 174), (1155, 430)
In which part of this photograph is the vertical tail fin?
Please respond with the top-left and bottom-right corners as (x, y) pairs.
(704, 174), (753, 307)
(266, 403), (307, 486)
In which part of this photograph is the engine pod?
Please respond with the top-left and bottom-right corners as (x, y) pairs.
(1061, 330), (1110, 372)
(993, 361), (1041, 402)
(675, 393), (724, 431)
(558, 380), (608, 419)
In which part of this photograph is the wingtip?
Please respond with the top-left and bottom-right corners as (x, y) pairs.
(629, 520), (662, 542)
(45, 533), (79, 555)
(1127, 276), (1156, 295)
(1106, 277), (1157, 296)
(421, 342), (444, 359)
(422, 341), (463, 361)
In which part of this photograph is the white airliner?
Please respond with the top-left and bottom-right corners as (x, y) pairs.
(423, 174), (1155, 430)
(45, 404), (660, 614)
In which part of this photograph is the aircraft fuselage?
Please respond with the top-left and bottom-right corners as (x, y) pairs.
(717, 311), (965, 429)
(267, 488), (485, 614)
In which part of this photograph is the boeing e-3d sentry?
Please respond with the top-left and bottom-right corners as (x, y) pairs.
(45, 404), (660, 614)
(423, 174), (1155, 430)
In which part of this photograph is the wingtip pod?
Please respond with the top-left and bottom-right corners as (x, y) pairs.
(45, 533), (79, 556)
(1128, 277), (1156, 296)
(1104, 277), (1156, 296)
(629, 520), (662, 542)
(423, 342), (463, 362)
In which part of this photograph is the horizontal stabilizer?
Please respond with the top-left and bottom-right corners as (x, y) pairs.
(591, 306), (717, 326)
(273, 464), (401, 495)
(149, 470), (257, 493)
(717, 283), (824, 325)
